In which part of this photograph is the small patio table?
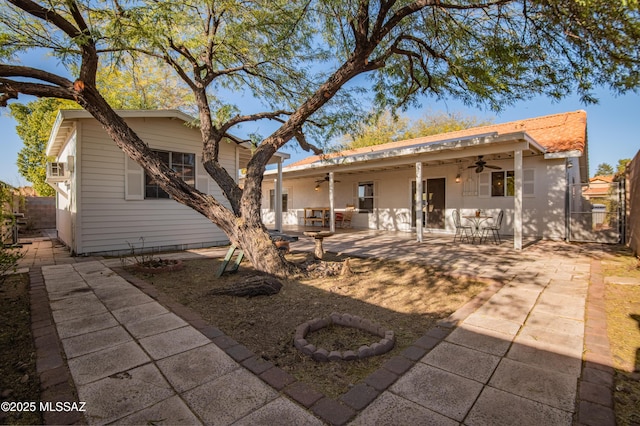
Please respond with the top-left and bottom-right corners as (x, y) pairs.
(303, 230), (334, 259)
(463, 215), (492, 243)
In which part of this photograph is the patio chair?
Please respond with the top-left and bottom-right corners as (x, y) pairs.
(335, 204), (355, 228)
(480, 210), (504, 244)
(452, 210), (472, 243)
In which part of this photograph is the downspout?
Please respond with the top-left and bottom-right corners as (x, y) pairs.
(275, 159), (283, 232)
(329, 172), (335, 233)
(416, 162), (423, 243)
(565, 159), (573, 242)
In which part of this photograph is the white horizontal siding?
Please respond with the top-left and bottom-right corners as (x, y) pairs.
(77, 117), (237, 255)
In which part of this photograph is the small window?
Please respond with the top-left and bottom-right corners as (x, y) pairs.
(358, 182), (374, 213)
(145, 150), (195, 199)
(269, 189), (288, 211)
(491, 171), (514, 197)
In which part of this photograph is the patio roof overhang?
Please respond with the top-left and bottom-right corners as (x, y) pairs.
(266, 131), (547, 180)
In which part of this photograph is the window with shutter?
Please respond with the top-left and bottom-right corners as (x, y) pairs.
(124, 155), (144, 200)
(478, 173), (490, 198)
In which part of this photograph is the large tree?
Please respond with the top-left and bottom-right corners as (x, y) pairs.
(11, 98), (76, 196)
(0, 0), (638, 277)
(10, 56), (192, 195)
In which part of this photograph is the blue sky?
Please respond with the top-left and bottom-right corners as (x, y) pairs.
(0, 73), (638, 187)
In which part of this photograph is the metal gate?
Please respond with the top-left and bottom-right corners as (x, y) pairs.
(568, 180), (625, 243)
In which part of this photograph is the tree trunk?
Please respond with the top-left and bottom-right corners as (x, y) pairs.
(74, 86), (297, 278)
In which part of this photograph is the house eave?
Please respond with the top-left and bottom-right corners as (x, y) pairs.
(269, 130), (547, 177)
(46, 109), (289, 164)
(543, 150), (583, 159)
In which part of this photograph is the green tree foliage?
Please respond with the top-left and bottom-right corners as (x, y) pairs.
(404, 111), (494, 140)
(10, 57), (192, 195)
(616, 158), (631, 176)
(595, 163), (615, 177)
(10, 98), (77, 196)
(341, 110), (411, 149)
(1, 0), (639, 275)
(95, 56), (193, 111)
(342, 110), (493, 149)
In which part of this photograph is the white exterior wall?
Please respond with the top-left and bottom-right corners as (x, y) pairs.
(70, 117), (234, 255)
(263, 155), (571, 239)
(53, 131), (77, 248)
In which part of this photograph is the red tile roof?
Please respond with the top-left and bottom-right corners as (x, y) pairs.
(288, 110), (587, 168)
(589, 175), (614, 183)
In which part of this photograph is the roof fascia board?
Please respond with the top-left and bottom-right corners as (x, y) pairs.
(237, 141), (290, 162)
(46, 110), (66, 156)
(544, 150), (583, 159)
(277, 132), (542, 175)
(46, 109), (290, 162)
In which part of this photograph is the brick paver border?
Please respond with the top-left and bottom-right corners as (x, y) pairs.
(28, 242), (616, 426)
(575, 259), (616, 426)
(29, 267), (86, 425)
(115, 266), (505, 425)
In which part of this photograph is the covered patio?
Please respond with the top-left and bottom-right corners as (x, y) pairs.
(278, 224), (542, 259)
(262, 111), (588, 251)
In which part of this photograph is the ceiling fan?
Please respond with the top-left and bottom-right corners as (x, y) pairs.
(315, 173), (340, 184)
(468, 156), (501, 173)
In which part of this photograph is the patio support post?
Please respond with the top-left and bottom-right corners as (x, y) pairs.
(416, 162), (423, 243)
(329, 172), (335, 233)
(514, 149), (523, 250)
(275, 159), (283, 231)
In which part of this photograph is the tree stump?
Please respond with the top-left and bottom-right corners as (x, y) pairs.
(341, 258), (352, 276)
(303, 231), (334, 260)
(208, 275), (283, 297)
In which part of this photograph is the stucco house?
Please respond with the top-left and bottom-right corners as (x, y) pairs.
(583, 175), (614, 202)
(261, 110), (590, 249)
(45, 109), (288, 255)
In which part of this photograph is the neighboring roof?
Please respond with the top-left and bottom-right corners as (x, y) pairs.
(288, 110), (587, 168)
(46, 109), (289, 164)
(589, 175), (614, 183)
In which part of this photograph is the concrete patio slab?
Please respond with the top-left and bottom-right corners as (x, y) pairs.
(138, 326), (211, 360)
(525, 310), (585, 335)
(84, 276), (133, 289)
(123, 312), (188, 339)
(44, 280), (90, 298)
(445, 323), (514, 356)
(421, 341), (501, 383)
(50, 296), (109, 323)
(182, 368), (279, 425)
(534, 292), (586, 320)
(390, 363), (483, 421)
(110, 301), (169, 324)
(350, 391), (458, 426)
(156, 343), (239, 392)
(471, 288), (541, 325)
(489, 358), (578, 411)
(507, 341), (583, 377)
(98, 291), (155, 311)
(67, 340), (150, 385)
(114, 395), (203, 426)
(465, 386), (573, 426)
(462, 312), (522, 336)
(77, 363), (174, 424)
(233, 397), (325, 426)
(515, 326), (585, 358)
(61, 325), (132, 358)
(26, 235), (605, 426)
(55, 312), (119, 339)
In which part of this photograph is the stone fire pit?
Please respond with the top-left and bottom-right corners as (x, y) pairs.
(294, 312), (395, 362)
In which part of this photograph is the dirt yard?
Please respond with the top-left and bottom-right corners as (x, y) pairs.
(130, 250), (488, 397)
(0, 274), (42, 426)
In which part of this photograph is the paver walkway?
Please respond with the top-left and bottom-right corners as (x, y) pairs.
(22, 232), (616, 425)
